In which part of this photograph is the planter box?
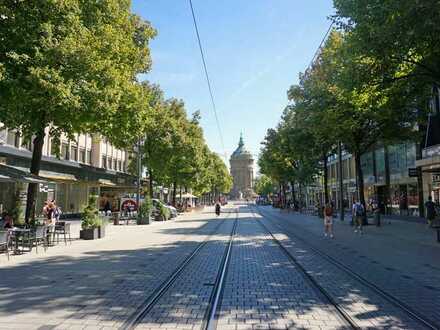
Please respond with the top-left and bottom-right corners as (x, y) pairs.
(137, 216), (150, 225)
(98, 225), (106, 238)
(80, 228), (99, 240)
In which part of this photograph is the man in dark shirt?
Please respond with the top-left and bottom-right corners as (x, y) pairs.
(425, 196), (437, 227)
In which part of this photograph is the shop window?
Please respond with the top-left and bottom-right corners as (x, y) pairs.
(61, 143), (69, 160)
(102, 155), (107, 169)
(79, 148), (86, 163)
(71, 145), (78, 161)
(87, 149), (92, 165)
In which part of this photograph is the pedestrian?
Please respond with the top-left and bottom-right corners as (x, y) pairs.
(1, 212), (13, 229)
(52, 200), (62, 222)
(350, 200), (356, 226)
(215, 202), (221, 216)
(353, 200), (365, 234)
(425, 196), (437, 228)
(323, 203), (334, 238)
(104, 200), (112, 216)
(373, 199), (381, 227)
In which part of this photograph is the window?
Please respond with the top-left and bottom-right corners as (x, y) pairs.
(122, 161), (126, 172)
(71, 145), (78, 161)
(118, 160), (122, 172)
(113, 159), (117, 171)
(61, 143), (69, 160)
(6, 130), (19, 148)
(102, 155), (107, 169)
(21, 139), (32, 152)
(51, 142), (59, 156)
(79, 148), (86, 163)
(87, 149), (92, 165)
(107, 157), (112, 170)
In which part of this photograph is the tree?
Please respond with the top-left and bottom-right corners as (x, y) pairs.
(310, 31), (422, 211)
(254, 175), (275, 197)
(0, 0), (156, 221)
(333, 0), (440, 87)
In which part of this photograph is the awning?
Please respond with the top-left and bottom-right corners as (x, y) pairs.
(39, 171), (77, 182)
(98, 179), (117, 187)
(0, 164), (48, 184)
(179, 193), (198, 199)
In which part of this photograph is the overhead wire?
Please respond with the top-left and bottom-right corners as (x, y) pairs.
(307, 21), (334, 70)
(188, 0), (226, 160)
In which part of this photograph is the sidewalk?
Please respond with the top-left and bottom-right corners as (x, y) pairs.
(0, 206), (226, 329)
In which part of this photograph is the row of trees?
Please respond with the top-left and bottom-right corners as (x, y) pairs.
(138, 82), (232, 204)
(259, 0), (438, 213)
(0, 0), (231, 221)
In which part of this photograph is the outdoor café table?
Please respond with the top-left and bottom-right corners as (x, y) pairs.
(8, 227), (31, 254)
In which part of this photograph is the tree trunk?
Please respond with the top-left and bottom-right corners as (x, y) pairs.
(354, 151), (367, 225)
(384, 145), (391, 215)
(148, 169), (154, 199)
(323, 155), (329, 204)
(290, 181), (295, 204)
(172, 182), (177, 206)
(298, 183), (302, 209)
(282, 183), (287, 208)
(25, 128), (46, 223)
(338, 142), (345, 221)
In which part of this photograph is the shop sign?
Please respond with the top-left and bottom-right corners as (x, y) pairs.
(408, 168), (420, 177)
(39, 184), (54, 193)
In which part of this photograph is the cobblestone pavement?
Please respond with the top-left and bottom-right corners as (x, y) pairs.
(217, 207), (347, 330)
(135, 213), (237, 330)
(1, 203), (437, 329)
(255, 205), (439, 329)
(0, 207), (234, 330)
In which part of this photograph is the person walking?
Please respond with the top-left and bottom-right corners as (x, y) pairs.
(353, 200), (365, 234)
(425, 196), (437, 228)
(215, 202), (221, 216)
(323, 203), (334, 238)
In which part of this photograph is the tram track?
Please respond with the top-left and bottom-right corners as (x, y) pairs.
(250, 207), (359, 329)
(253, 204), (439, 330)
(121, 208), (238, 330)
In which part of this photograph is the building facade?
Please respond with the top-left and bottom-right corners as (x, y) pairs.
(229, 135), (254, 199)
(0, 126), (136, 218)
(416, 85), (440, 206)
(322, 143), (420, 217)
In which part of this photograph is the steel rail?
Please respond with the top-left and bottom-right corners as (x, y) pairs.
(250, 207), (359, 329)
(203, 210), (239, 330)
(121, 210), (234, 330)
(254, 205), (439, 330)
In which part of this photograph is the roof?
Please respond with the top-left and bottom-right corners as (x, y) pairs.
(231, 134), (252, 158)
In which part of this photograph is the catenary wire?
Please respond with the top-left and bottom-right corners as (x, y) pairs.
(188, 0), (226, 160)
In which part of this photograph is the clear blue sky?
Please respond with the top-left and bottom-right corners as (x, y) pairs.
(132, 0), (335, 166)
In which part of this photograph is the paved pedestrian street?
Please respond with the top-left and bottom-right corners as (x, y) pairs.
(0, 203), (438, 329)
